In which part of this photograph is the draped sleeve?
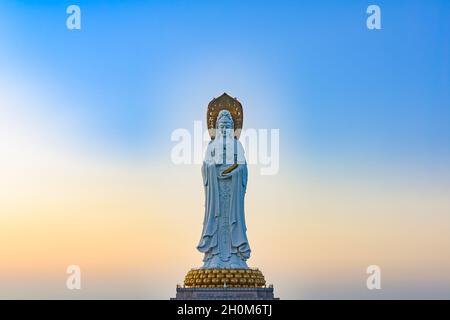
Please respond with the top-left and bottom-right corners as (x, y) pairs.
(202, 161), (208, 186)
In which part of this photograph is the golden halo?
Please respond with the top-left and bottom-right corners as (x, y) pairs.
(207, 93), (243, 139)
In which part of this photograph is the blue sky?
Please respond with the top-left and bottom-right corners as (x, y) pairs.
(1, 0), (450, 300)
(1, 0), (449, 165)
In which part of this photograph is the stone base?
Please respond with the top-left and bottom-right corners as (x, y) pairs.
(172, 287), (278, 300)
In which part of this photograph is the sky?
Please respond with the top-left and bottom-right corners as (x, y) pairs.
(0, 0), (449, 299)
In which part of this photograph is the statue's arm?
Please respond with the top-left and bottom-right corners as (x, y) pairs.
(242, 163), (248, 192)
(201, 162), (208, 186)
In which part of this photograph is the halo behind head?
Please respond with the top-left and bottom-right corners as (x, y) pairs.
(207, 93), (243, 139)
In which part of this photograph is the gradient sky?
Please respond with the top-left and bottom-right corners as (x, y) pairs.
(0, 0), (449, 299)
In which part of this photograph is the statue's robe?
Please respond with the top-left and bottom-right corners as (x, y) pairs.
(197, 139), (251, 268)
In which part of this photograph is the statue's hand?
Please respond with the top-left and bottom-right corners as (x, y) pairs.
(219, 164), (238, 179)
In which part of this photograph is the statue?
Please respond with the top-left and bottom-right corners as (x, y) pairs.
(175, 93), (276, 299)
(197, 109), (251, 268)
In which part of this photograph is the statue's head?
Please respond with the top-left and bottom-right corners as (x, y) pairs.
(216, 110), (234, 137)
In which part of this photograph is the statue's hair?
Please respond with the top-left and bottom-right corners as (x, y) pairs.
(216, 110), (234, 127)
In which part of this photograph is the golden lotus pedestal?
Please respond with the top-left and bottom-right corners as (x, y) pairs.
(173, 268), (278, 300)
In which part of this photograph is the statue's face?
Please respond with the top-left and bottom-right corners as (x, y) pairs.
(217, 112), (234, 136)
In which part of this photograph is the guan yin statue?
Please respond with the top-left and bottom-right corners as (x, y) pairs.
(174, 93), (277, 300)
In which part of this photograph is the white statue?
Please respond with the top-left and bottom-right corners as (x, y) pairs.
(197, 110), (251, 268)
